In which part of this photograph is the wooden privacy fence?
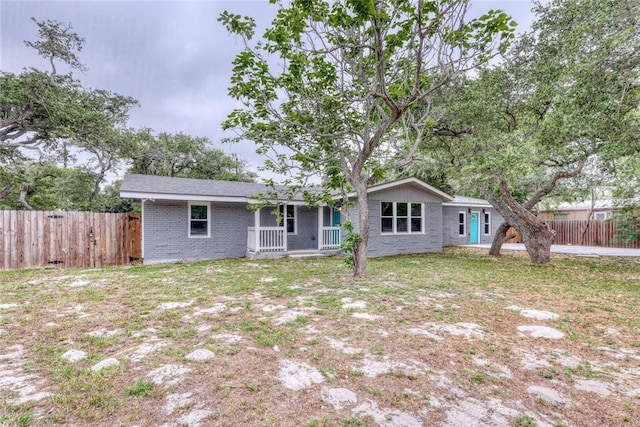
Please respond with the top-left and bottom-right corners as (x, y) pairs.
(506, 220), (640, 249)
(0, 210), (142, 270)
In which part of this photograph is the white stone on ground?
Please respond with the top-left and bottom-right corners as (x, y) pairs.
(517, 325), (565, 339)
(260, 277), (277, 283)
(261, 304), (285, 312)
(176, 409), (214, 427)
(158, 301), (193, 310)
(575, 379), (611, 396)
(0, 344), (51, 405)
(91, 358), (120, 371)
(442, 397), (523, 427)
(527, 385), (568, 405)
(322, 387), (357, 409)
(68, 280), (90, 287)
(352, 400), (421, 427)
(0, 303), (18, 309)
(130, 340), (167, 363)
(351, 313), (382, 320)
(273, 309), (310, 325)
(278, 359), (324, 391)
(185, 349), (215, 362)
(164, 392), (193, 414)
(148, 364), (192, 386)
(341, 298), (367, 310)
(508, 305), (560, 320)
(86, 328), (121, 337)
(193, 304), (226, 316)
(62, 349), (87, 363)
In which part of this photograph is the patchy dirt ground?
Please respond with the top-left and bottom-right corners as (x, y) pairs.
(0, 249), (639, 426)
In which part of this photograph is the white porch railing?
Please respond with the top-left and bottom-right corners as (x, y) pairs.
(248, 226), (286, 253)
(320, 226), (341, 250)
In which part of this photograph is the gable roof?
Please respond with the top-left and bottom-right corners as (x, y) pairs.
(443, 195), (492, 207)
(120, 174), (460, 204)
(120, 174), (306, 203)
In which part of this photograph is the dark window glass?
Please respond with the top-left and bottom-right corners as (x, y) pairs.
(411, 203), (421, 217)
(396, 218), (408, 232)
(411, 218), (422, 232)
(191, 205), (208, 220)
(381, 218), (393, 232)
(396, 202), (408, 217)
(190, 221), (208, 235)
(459, 212), (465, 235)
(381, 202), (393, 217)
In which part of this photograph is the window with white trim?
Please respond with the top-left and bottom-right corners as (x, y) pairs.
(189, 202), (210, 238)
(458, 211), (466, 236)
(483, 212), (491, 235)
(381, 202), (423, 234)
(278, 204), (296, 233)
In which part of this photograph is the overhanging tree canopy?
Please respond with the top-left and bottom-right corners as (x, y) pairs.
(220, 0), (515, 276)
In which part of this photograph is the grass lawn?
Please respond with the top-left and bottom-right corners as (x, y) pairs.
(0, 247), (639, 427)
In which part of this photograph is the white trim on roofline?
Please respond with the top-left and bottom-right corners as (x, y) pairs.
(443, 202), (492, 208)
(121, 191), (320, 205)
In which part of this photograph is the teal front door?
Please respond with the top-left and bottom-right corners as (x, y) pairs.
(470, 211), (480, 244)
(332, 208), (341, 226)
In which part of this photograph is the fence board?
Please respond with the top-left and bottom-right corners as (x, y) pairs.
(0, 210), (142, 270)
(506, 221), (639, 249)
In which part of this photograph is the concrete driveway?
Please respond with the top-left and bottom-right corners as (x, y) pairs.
(463, 243), (640, 258)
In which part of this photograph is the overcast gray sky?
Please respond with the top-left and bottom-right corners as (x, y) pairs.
(0, 0), (537, 181)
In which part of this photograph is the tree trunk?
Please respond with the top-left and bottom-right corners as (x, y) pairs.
(19, 181), (33, 210)
(0, 182), (14, 200)
(483, 185), (555, 265)
(489, 221), (514, 256)
(521, 225), (555, 265)
(352, 181), (370, 278)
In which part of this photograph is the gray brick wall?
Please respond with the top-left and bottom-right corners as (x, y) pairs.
(442, 206), (504, 246)
(142, 200), (252, 264)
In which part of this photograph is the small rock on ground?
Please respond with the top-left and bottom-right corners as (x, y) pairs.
(185, 349), (215, 362)
(322, 387), (358, 409)
(91, 358), (120, 371)
(517, 325), (565, 339)
(575, 379), (611, 396)
(62, 349), (87, 363)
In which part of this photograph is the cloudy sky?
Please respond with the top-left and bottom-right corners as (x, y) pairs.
(1, 0), (538, 181)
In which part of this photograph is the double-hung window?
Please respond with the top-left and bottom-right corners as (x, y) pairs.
(458, 211), (466, 236)
(483, 212), (491, 235)
(278, 204), (296, 233)
(381, 202), (423, 234)
(189, 202), (210, 238)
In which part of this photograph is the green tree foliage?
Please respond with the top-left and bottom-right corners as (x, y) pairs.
(423, 0), (639, 264)
(1, 18), (138, 210)
(124, 130), (256, 182)
(220, 0), (515, 276)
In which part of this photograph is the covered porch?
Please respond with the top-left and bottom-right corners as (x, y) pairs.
(246, 205), (342, 258)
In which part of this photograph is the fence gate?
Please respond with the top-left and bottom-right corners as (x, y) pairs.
(0, 211), (142, 270)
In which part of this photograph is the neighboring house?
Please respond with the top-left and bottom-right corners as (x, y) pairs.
(120, 174), (503, 264)
(536, 200), (616, 221)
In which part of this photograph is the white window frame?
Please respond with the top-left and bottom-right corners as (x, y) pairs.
(278, 204), (297, 234)
(188, 201), (210, 238)
(483, 211), (491, 236)
(458, 211), (467, 236)
(380, 201), (424, 235)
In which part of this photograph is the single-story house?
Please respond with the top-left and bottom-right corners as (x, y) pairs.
(120, 174), (503, 264)
(536, 200), (616, 221)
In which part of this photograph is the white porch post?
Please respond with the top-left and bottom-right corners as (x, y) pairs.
(254, 208), (261, 253)
(283, 205), (288, 252)
(318, 206), (323, 250)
